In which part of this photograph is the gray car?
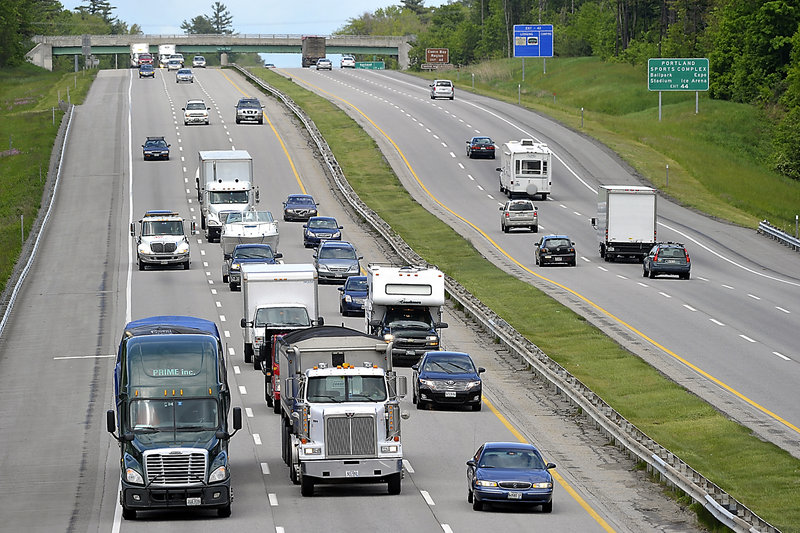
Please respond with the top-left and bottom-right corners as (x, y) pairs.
(500, 199), (538, 232)
(313, 241), (362, 283)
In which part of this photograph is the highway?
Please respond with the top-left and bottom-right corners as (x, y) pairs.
(277, 66), (800, 457)
(0, 66), (708, 532)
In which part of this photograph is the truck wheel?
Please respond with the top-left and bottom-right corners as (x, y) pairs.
(183, 260), (190, 270)
(532, 225), (538, 233)
(387, 472), (402, 495)
(281, 422), (288, 464)
(265, 374), (273, 406)
(244, 344), (252, 364)
(122, 507), (136, 520)
(300, 474), (314, 496)
(273, 396), (281, 414)
(201, 214), (206, 230)
(223, 274), (229, 283)
(217, 504), (231, 517)
(229, 282), (237, 291)
(138, 259), (145, 271)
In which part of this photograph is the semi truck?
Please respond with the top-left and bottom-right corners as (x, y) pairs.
(365, 264), (448, 366)
(129, 42), (149, 67)
(195, 150), (259, 242)
(497, 138), (553, 200)
(591, 185), (658, 262)
(158, 44), (176, 68)
(240, 263), (322, 372)
(106, 316), (242, 519)
(276, 325), (407, 496)
(301, 36), (326, 67)
(130, 210), (195, 271)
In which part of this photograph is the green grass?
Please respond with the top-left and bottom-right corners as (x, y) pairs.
(0, 64), (96, 295)
(426, 57), (800, 231)
(249, 66), (800, 531)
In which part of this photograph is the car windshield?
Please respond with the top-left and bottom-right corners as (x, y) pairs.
(227, 211), (273, 223)
(319, 246), (356, 260)
(423, 356), (474, 374)
(238, 100), (260, 108)
(289, 196), (314, 205)
(307, 375), (386, 403)
(186, 102), (205, 110)
(309, 218), (338, 229)
(254, 306), (310, 327)
(544, 238), (570, 248)
(178, 69), (191, 74)
(209, 191), (249, 204)
(142, 220), (183, 236)
(346, 278), (367, 291)
(145, 140), (166, 148)
(509, 201), (533, 211)
(234, 247), (273, 260)
(479, 449), (546, 469)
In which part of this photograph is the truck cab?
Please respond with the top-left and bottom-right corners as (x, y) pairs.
(130, 210), (195, 270)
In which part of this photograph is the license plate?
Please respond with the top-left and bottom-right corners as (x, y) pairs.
(186, 497), (201, 506)
(508, 492), (522, 500)
(345, 470), (359, 477)
(334, 273), (343, 278)
(161, 260), (169, 265)
(406, 350), (415, 356)
(554, 257), (563, 261)
(445, 391), (456, 398)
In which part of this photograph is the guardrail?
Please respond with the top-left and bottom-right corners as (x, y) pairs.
(233, 65), (779, 532)
(758, 219), (800, 252)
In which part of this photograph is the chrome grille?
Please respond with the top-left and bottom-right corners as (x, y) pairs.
(325, 415), (376, 457)
(499, 481), (532, 489)
(151, 242), (177, 253)
(144, 449), (207, 486)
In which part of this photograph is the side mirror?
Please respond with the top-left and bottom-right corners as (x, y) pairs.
(466, 459), (476, 467)
(338, 287), (343, 292)
(369, 319), (381, 328)
(411, 363), (419, 371)
(106, 409), (116, 434)
(436, 322), (449, 329)
(397, 375), (407, 398)
(546, 462), (556, 470)
(274, 252), (283, 259)
(317, 316), (325, 326)
(129, 222), (135, 237)
(498, 206), (503, 211)
(478, 367), (486, 374)
(240, 318), (248, 328)
(495, 167), (501, 172)
(590, 217), (597, 227)
(232, 407), (242, 430)
(223, 253), (231, 260)
(338, 226), (343, 229)
(181, 107), (186, 111)
(302, 225), (307, 229)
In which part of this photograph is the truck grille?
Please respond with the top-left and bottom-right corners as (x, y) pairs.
(144, 449), (207, 486)
(325, 415), (376, 457)
(151, 242), (177, 253)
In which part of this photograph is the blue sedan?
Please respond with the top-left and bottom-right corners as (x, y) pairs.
(337, 275), (367, 316)
(467, 442), (556, 512)
(412, 351), (484, 411)
(282, 193), (318, 222)
(303, 216), (343, 247)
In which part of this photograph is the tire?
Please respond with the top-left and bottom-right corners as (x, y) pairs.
(541, 501), (553, 513)
(472, 401), (482, 412)
(235, 118), (241, 124)
(229, 282), (237, 291)
(387, 472), (402, 495)
(300, 474), (314, 496)
(265, 374), (273, 406)
(281, 421), (290, 465)
(217, 504), (231, 517)
(412, 388), (417, 404)
(138, 259), (145, 271)
(467, 489), (473, 503)
(223, 274), (229, 284)
(416, 399), (426, 410)
(201, 213), (206, 230)
(642, 267), (648, 278)
(273, 396), (281, 414)
(244, 344), (253, 364)
(684, 272), (691, 280)
(122, 507), (136, 520)
(571, 259), (577, 267)
(472, 498), (483, 511)
(449, 96), (454, 100)
(502, 224), (509, 233)
(491, 153), (496, 159)
(648, 269), (656, 279)
(532, 225), (538, 233)
(183, 260), (190, 270)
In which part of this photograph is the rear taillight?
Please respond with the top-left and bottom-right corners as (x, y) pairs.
(533, 211), (538, 216)
(653, 252), (659, 262)
(685, 251), (690, 262)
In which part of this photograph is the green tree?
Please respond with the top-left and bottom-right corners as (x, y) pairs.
(181, 15), (215, 34)
(209, 2), (234, 34)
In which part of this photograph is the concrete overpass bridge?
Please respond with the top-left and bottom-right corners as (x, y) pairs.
(27, 33), (413, 70)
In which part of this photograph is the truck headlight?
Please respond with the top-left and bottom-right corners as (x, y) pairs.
(419, 379), (436, 388)
(383, 333), (394, 342)
(231, 263), (240, 271)
(176, 242), (189, 254)
(125, 467), (144, 485)
(301, 446), (322, 456)
(138, 244), (151, 254)
(380, 445), (399, 453)
(465, 380), (481, 389)
(209, 465), (228, 483)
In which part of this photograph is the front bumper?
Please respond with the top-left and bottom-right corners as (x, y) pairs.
(302, 458), (402, 481)
(121, 480), (231, 510)
(473, 485), (552, 505)
(184, 115), (208, 124)
(418, 386), (481, 406)
(138, 252), (189, 266)
(317, 270), (358, 283)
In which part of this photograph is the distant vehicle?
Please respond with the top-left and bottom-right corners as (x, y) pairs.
(301, 35), (326, 67)
(166, 58), (182, 70)
(169, 53), (185, 67)
(141, 136), (170, 160)
(264, 63), (276, 68)
(137, 52), (154, 67)
(534, 235), (576, 267)
(430, 79), (454, 100)
(466, 136), (495, 159)
(158, 44), (176, 68)
(313, 241), (362, 283)
(129, 42), (149, 68)
(138, 64), (155, 79)
(282, 193), (318, 221)
(500, 199), (538, 233)
(192, 55), (206, 68)
(303, 216), (343, 247)
(175, 68), (193, 83)
(235, 97), (264, 124)
(591, 185), (657, 262)
(316, 57), (332, 70)
(338, 275), (367, 316)
(182, 99), (210, 125)
(340, 55), (356, 68)
(497, 139), (552, 200)
(226, 244), (282, 291)
(467, 442), (556, 512)
(643, 242), (691, 279)
(412, 351), (484, 411)
(130, 210), (194, 271)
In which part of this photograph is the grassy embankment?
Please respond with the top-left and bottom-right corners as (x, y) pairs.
(0, 64), (95, 296)
(247, 64), (800, 532)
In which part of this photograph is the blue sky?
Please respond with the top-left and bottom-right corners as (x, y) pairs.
(62, 0), (449, 67)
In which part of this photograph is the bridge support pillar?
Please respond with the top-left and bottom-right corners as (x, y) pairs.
(26, 43), (53, 71)
(220, 52), (229, 66)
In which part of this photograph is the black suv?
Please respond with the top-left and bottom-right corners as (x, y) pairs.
(643, 242), (691, 279)
(235, 97), (264, 124)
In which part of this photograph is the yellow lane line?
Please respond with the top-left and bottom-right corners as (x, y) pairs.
(288, 71), (800, 437)
(220, 69), (306, 193)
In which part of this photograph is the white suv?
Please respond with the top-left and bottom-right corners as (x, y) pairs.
(430, 79), (454, 100)
(340, 55), (355, 68)
(182, 99), (210, 125)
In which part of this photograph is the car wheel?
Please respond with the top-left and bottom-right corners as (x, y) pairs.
(642, 266), (648, 277)
(472, 401), (482, 412)
(472, 498), (483, 511)
(502, 224), (509, 233)
(138, 259), (145, 271)
(532, 225), (538, 233)
(183, 260), (190, 270)
(121, 507), (136, 520)
(223, 274), (229, 283)
(217, 504), (231, 518)
(244, 344), (253, 364)
(648, 268), (656, 279)
(541, 501), (553, 513)
(416, 399), (425, 410)
(467, 489), (473, 503)
(491, 153), (496, 159)
(236, 118), (241, 124)
(449, 96), (454, 100)
(683, 272), (691, 280)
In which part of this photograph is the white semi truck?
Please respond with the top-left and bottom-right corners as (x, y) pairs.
(276, 325), (407, 496)
(497, 138), (553, 200)
(130, 210), (195, 270)
(365, 264), (447, 366)
(129, 42), (149, 67)
(195, 150), (259, 242)
(158, 44), (176, 68)
(591, 185), (657, 262)
(240, 263), (322, 371)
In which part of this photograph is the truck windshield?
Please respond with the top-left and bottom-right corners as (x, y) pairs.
(384, 307), (433, 329)
(234, 247), (274, 260)
(307, 375), (386, 402)
(209, 191), (249, 204)
(142, 220), (183, 236)
(254, 307), (310, 327)
(129, 398), (219, 443)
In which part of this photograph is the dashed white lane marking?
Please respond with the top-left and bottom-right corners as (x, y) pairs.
(420, 490), (435, 505)
(739, 335), (756, 343)
(219, 315), (226, 322)
(637, 282), (648, 287)
(774, 352), (790, 361)
(245, 407), (253, 417)
(233, 366), (241, 375)
(683, 304), (696, 311)
(598, 266), (608, 272)
(776, 306), (790, 314)
(616, 274), (627, 280)
(239, 385), (247, 394)
(659, 292), (671, 298)
(722, 284), (735, 290)
(748, 294), (760, 300)
(442, 525), (454, 533)
(216, 301), (222, 308)
(253, 433), (262, 445)
(276, 527), (286, 533)
(710, 318), (725, 326)
(261, 462), (270, 475)
(269, 493), (278, 506)
(224, 330), (230, 338)
(403, 459), (414, 473)
(581, 256), (591, 263)
(228, 347), (235, 356)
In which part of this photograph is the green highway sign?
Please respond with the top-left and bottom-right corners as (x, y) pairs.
(355, 61), (384, 70)
(648, 58), (709, 91)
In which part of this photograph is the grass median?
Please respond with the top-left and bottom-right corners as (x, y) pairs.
(249, 66), (800, 531)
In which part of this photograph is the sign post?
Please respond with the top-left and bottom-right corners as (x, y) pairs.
(513, 24), (553, 77)
(648, 58), (709, 119)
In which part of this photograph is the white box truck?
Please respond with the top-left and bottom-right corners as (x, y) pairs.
(240, 263), (322, 371)
(365, 264), (448, 366)
(158, 44), (176, 68)
(591, 185), (657, 262)
(195, 150), (259, 242)
(497, 138), (552, 200)
(129, 42), (149, 67)
(276, 325), (407, 496)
